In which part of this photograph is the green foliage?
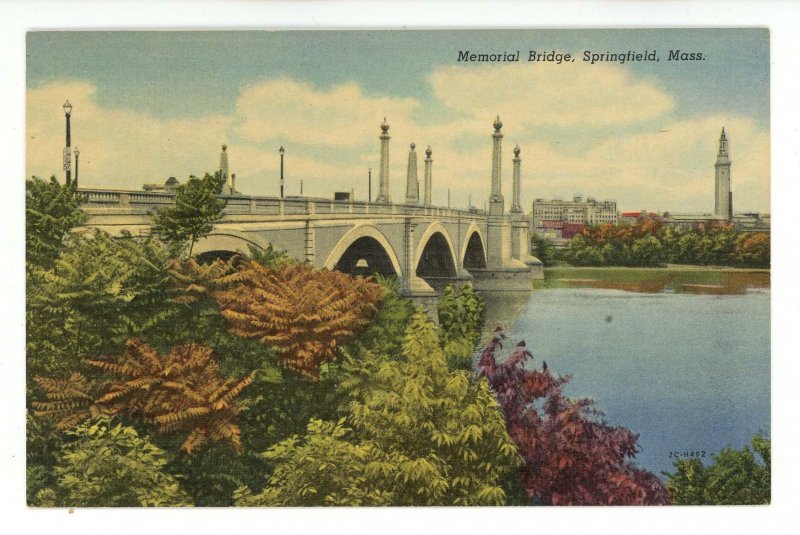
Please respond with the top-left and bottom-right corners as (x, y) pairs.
(241, 309), (521, 506)
(733, 233), (770, 268)
(165, 445), (269, 506)
(247, 243), (293, 269)
(33, 419), (191, 507)
(630, 235), (665, 266)
(531, 235), (558, 267)
(26, 231), (174, 383)
(563, 220), (769, 268)
(26, 413), (64, 504)
(26, 176), (86, 271)
(437, 283), (486, 370)
(235, 418), (392, 506)
(564, 235), (606, 266)
(151, 174), (226, 256)
(337, 277), (414, 401)
(665, 434), (770, 505)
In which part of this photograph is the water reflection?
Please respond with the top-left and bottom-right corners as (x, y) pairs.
(536, 268), (770, 295)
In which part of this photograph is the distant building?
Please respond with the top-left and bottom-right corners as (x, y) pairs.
(620, 210), (662, 225)
(655, 129), (767, 232)
(143, 176), (180, 192)
(715, 127), (733, 220)
(532, 195), (619, 228)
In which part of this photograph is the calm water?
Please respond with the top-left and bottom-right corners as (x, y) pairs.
(481, 287), (771, 477)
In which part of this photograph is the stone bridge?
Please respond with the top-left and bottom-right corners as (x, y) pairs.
(79, 190), (540, 295)
(75, 118), (542, 295)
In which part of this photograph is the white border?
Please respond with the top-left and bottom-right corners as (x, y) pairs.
(3, 2), (798, 534)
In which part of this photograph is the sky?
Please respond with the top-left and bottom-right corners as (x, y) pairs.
(26, 29), (770, 213)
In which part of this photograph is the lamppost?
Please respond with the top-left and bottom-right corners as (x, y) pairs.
(279, 146), (285, 198)
(73, 147), (79, 188)
(63, 100), (73, 186)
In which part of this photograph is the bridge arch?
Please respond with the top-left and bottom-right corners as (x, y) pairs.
(193, 231), (268, 262)
(414, 222), (458, 279)
(461, 223), (487, 270)
(323, 223), (403, 278)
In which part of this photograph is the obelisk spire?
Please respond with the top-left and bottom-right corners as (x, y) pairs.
(405, 143), (419, 204)
(424, 146), (433, 206)
(376, 118), (391, 203)
(219, 144), (231, 193)
(489, 116), (505, 215)
(511, 144), (522, 213)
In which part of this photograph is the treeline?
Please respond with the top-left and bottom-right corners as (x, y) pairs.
(534, 220), (769, 268)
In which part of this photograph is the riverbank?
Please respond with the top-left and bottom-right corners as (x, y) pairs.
(539, 265), (770, 294)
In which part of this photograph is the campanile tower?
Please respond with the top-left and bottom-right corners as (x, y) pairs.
(715, 128), (732, 220)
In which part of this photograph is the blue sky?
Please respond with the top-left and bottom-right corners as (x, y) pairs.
(26, 29), (770, 213)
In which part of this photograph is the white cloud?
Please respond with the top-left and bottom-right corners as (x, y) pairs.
(428, 62), (675, 128)
(26, 81), (232, 190)
(235, 78), (419, 149)
(26, 66), (769, 214)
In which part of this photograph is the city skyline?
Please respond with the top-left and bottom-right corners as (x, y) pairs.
(26, 30), (770, 214)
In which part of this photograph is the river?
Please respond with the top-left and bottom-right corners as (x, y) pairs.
(479, 268), (770, 477)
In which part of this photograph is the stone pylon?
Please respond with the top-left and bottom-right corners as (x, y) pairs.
(489, 116), (505, 216)
(511, 145), (522, 213)
(219, 144), (231, 194)
(376, 118), (391, 203)
(424, 146), (433, 206)
(405, 143), (419, 204)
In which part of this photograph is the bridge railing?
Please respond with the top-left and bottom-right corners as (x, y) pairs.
(78, 189), (489, 221)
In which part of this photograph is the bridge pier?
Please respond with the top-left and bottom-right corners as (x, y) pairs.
(402, 218), (437, 296)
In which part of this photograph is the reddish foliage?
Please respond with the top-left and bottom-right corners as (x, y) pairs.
(477, 331), (669, 505)
(215, 262), (383, 379)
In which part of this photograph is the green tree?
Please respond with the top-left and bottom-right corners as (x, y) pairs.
(734, 232), (770, 267)
(665, 435), (770, 505)
(531, 235), (557, 267)
(630, 235), (666, 266)
(238, 309), (520, 506)
(601, 242), (632, 266)
(437, 283), (486, 370)
(26, 176), (86, 271)
(26, 231), (175, 382)
(33, 419), (192, 507)
(564, 235), (605, 266)
(151, 174), (226, 256)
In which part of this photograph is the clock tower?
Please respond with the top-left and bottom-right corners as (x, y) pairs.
(714, 127), (732, 220)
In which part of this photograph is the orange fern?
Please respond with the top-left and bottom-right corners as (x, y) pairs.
(215, 262), (383, 379)
(34, 338), (253, 454)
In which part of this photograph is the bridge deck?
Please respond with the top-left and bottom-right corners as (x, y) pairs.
(78, 188), (489, 224)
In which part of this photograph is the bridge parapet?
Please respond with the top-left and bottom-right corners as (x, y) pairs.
(78, 188), (488, 223)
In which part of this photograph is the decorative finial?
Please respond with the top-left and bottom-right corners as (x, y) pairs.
(721, 127), (726, 138)
(493, 115), (503, 132)
(381, 117), (390, 133)
(222, 144), (227, 151)
(514, 144), (520, 157)
(425, 145), (432, 157)
(410, 142), (416, 150)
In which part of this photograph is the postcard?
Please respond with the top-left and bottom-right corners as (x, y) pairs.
(24, 28), (770, 508)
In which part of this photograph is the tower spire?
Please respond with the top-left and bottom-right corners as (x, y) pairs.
(423, 146), (433, 206)
(405, 142), (419, 204)
(489, 116), (505, 215)
(376, 118), (391, 203)
(714, 127), (732, 220)
(511, 144), (522, 213)
(219, 144), (231, 193)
